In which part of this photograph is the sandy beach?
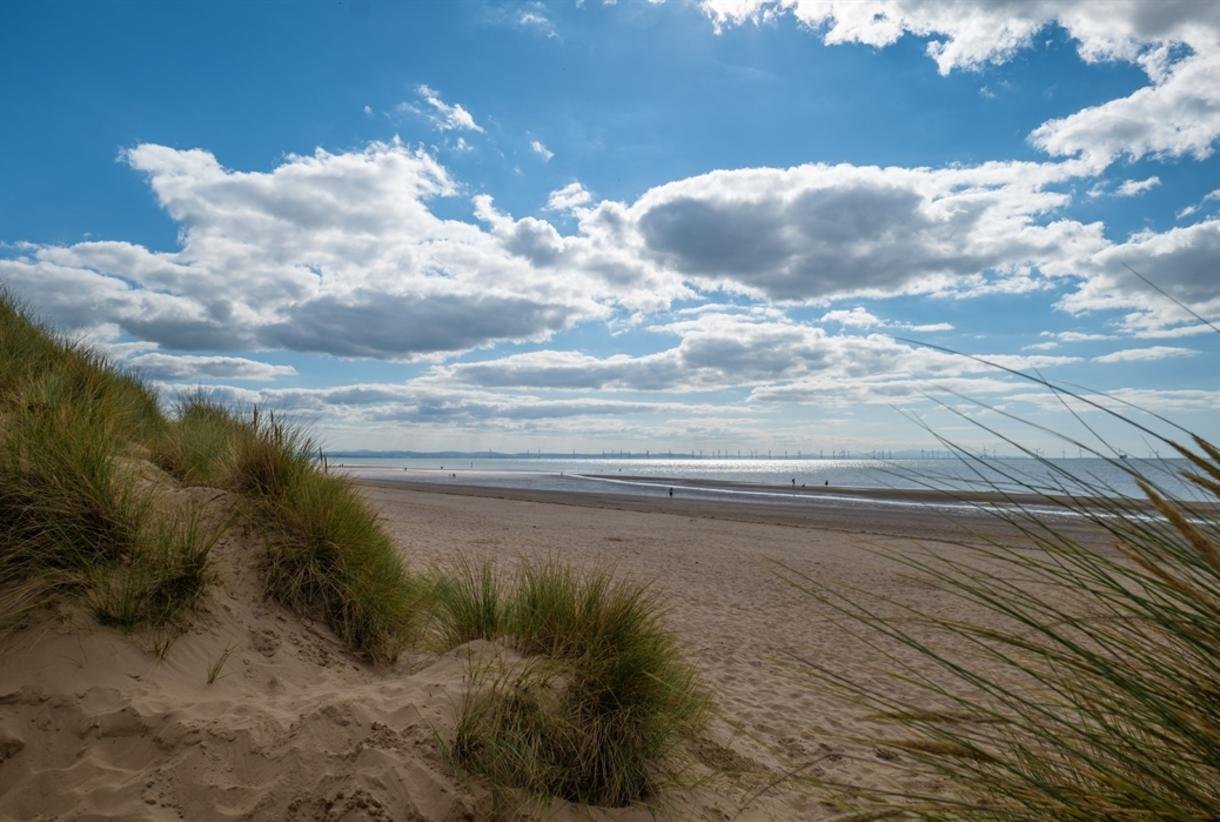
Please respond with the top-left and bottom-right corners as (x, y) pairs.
(0, 471), (1175, 820)
(357, 480), (1102, 817)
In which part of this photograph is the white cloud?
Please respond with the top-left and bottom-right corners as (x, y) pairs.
(1007, 387), (1220, 414)
(530, 138), (554, 161)
(695, 2), (1220, 167)
(1044, 330), (1115, 342)
(439, 312), (1072, 395)
(1058, 218), (1220, 336)
(1115, 176), (1161, 197)
(1176, 187), (1220, 220)
(545, 181), (593, 211)
(628, 159), (1104, 302)
(518, 3), (558, 38)
(155, 379), (738, 429)
(1030, 52), (1220, 166)
(1093, 345), (1199, 364)
(0, 141), (613, 360)
(415, 84), (484, 133)
(820, 307), (885, 328)
(697, 1), (1220, 75)
(820, 306), (952, 332)
(128, 352), (298, 381)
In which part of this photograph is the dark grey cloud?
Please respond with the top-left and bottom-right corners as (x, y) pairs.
(262, 291), (578, 359)
(630, 162), (1101, 302)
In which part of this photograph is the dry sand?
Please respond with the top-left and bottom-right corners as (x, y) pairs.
(0, 478), (1092, 820)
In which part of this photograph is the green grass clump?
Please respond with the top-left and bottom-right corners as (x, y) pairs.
(448, 560), (708, 807)
(152, 396), (423, 662)
(0, 296), (218, 632)
(432, 559), (508, 647)
(89, 510), (221, 628)
(227, 410), (421, 663)
(150, 395), (245, 487)
(0, 297), (163, 440)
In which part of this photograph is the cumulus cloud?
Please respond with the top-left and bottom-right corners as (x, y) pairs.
(0, 141), (611, 359)
(697, 1), (1220, 75)
(630, 160), (1105, 302)
(1058, 218), (1220, 335)
(696, 1), (1220, 166)
(820, 306), (953, 332)
(545, 182), (593, 212)
(127, 352), (298, 381)
(155, 379), (734, 428)
(415, 84), (484, 132)
(1093, 345), (1199, 363)
(530, 139), (554, 161)
(1030, 53), (1220, 165)
(1115, 176), (1161, 197)
(439, 312), (1075, 396)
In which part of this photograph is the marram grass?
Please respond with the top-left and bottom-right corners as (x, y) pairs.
(159, 400), (426, 663)
(0, 295), (219, 632)
(442, 559), (709, 807)
(788, 372), (1220, 819)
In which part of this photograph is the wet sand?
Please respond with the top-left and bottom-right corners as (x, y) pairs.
(356, 476), (1113, 547)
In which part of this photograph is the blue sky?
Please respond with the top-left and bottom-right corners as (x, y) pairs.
(2, 0), (1218, 455)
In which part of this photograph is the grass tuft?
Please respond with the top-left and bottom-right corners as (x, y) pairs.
(447, 560), (708, 807)
(0, 294), (220, 634)
(788, 356), (1220, 819)
(153, 394), (425, 662)
(432, 559), (508, 647)
(224, 409), (422, 662)
(151, 395), (245, 487)
(89, 509), (221, 629)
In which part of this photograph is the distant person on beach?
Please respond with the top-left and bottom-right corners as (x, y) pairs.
(791, 478), (795, 486)
(825, 479), (829, 486)
(668, 487), (674, 497)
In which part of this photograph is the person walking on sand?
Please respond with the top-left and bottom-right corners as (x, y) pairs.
(668, 487), (674, 498)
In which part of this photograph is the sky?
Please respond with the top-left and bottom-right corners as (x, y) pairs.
(2, 0), (1218, 456)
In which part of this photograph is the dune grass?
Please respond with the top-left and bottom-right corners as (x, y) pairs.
(151, 395), (245, 487)
(444, 560), (708, 807)
(156, 401), (425, 662)
(88, 509), (222, 629)
(432, 558), (508, 647)
(787, 372), (1220, 818)
(228, 409), (424, 662)
(0, 296), (217, 632)
(0, 296), (422, 660)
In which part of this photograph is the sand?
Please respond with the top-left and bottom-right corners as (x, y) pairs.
(0, 478), (1091, 820)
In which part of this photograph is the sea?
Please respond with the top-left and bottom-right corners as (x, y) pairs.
(330, 455), (1204, 505)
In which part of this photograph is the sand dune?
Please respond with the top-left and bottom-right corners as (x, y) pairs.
(1, 476), (1078, 819)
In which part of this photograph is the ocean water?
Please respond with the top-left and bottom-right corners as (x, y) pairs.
(332, 456), (1202, 502)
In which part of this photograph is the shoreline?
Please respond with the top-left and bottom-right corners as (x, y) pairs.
(353, 477), (1113, 546)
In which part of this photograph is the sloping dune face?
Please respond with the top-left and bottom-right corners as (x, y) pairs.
(0, 485), (494, 821)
